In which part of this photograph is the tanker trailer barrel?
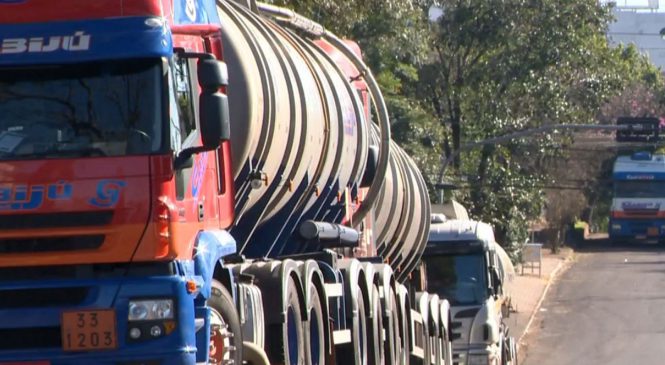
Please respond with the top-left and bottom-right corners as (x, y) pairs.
(226, 1), (430, 277)
(219, 0), (370, 257)
(255, 2), (431, 279)
(256, 1), (392, 228)
(395, 149), (431, 281)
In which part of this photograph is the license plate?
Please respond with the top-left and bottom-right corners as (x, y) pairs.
(636, 234), (647, 240)
(648, 227), (659, 236)
(61, 309), (117, 351)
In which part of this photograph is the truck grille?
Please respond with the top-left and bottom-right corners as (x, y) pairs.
(0, 286), (89, 309)
(625, 221), (651, 234)
(0, 235), (105, 253)
(0, 327), (61, 349)
(0, 211), (113, 230)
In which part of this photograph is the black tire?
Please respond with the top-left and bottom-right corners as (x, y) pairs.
(368, 285), (385, 365)
(305, 282), (326, 365)
(513, 340), (519, 365)
(383, 287), (399, 365)
(439, 336), (447, 365)
(441, 322), (451, 365)
(419, 312), (430, 365)
(282, 277), (305, 365)
(433, 334), (442, 365)
(507, 336), (518, 365)
(336, 286), (368, 365)
(209, 280), (243, 365)
(357, 289), (369, 365)
(398, 297), (410, 365)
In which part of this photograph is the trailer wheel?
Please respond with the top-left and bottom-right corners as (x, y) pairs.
(357, 289), (369, 365)
(368, 285), (385, 365)
(512, 338), (519, 365)
(503, 336), (518, 365)
(305, 282), (325, 365)
(281, 277), (305, 365)
(384, 287), (399, 365)
(209, 280), (243, 365)
(397, 295), (410, 365)
(337, 286), (368, 365)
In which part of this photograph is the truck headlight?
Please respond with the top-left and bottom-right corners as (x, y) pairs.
(128, 299), (174, 321)
(611, 224), (621, 231)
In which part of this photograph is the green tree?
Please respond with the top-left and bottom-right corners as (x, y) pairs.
(420, 0), (633, 256)
(598, 44), (665, 124)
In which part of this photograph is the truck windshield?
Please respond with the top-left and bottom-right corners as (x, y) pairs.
(614, 180), (665, 198)
(0, 58), (163, 160)
(425, 253), (487, 305)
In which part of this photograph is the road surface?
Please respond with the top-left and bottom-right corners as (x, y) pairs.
(522, 241), (665, 365)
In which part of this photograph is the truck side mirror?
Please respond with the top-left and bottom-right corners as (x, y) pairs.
(491, 267), (502, 296)
(198, 57), (230, 147)
(172, 51), (231, 170)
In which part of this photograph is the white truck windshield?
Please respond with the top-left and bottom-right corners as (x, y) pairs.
(614, 180), (665, 198)
(0, 58), (164, 160)
(426, 253), (488, 305)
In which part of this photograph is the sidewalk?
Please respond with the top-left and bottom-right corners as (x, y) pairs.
(504, 245), (574, 363)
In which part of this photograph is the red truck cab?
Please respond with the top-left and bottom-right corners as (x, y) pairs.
(0, 1), (236, 363)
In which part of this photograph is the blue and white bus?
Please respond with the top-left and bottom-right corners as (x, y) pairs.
(610, 152), (665, 243)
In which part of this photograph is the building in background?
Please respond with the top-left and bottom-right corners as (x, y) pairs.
(604, 0), (665, 70)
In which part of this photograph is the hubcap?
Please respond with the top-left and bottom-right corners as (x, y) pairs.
(209, 308), (235, 365)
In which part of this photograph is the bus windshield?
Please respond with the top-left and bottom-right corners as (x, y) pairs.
(0, 58), (164, 160)
(425, 253), (488, 305)
(614, 180), (665, 198)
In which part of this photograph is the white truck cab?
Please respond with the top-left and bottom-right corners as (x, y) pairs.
(423, 216), (517, 365)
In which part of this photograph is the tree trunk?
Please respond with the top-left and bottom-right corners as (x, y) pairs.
(551, 228), (562, 254)
(469, 144), (494, 218)
(451, 101), (461, 168)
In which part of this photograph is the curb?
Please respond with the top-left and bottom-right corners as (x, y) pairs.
(517, 249), (574, 346)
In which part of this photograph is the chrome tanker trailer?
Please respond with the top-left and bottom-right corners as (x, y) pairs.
(216, 1), (452, 365)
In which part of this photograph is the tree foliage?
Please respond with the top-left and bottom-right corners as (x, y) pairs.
(598, 44), (665, 123)
(419, 0), (662, 257)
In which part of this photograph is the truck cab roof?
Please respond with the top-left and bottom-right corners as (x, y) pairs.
(425, 219), (496, 255)
(0, 0), (162, 23)
(613, 153), (665, 181)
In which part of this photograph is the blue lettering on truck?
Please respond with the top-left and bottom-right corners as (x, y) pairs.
(0, 180), (126, 210)
(174, 0), (220, 25)
(89, 180), (127, 208)
(0, 181), (71, 211)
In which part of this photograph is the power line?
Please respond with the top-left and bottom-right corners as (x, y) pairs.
(453, 184), (592, 191)
(453, 182), (605, 190)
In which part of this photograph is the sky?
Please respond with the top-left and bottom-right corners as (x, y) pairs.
(605, 0), (665, 11)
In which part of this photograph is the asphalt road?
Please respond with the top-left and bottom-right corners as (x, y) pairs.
(522, 241), (665, 365)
